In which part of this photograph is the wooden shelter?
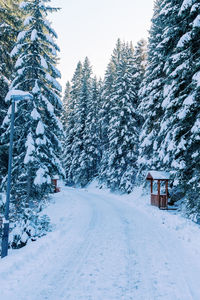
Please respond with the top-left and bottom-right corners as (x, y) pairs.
(52, 175), (60, 193)
(146, 171), (170, 210)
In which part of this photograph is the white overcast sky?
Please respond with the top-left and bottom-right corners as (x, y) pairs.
(49, 0), (154, 90)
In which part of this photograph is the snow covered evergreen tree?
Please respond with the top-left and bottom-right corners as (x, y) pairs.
(138, 0), (200, 216)
(151, 0), (186, 173)
(138, 0), (182, 175)
(63, 81), (72, 107)
(100, 43), (140, 192)
(128, 39), (147, 137)
(62, 81), (72, 130)
(1, 0), (64, 210)
(99, 40), (123, 183)
(156, 0), (200, 215)
(63, 61), (83, 185)
(84, 76), (101, 180)
(99, 62), (115, 149)
(0, 0), (21, 187)
(132, 39), (147, 104)
(63, 59), (102, 187)
(68, 57), (93, 186)
(183, 0), (200, 215)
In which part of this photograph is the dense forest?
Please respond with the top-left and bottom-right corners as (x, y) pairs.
(63, 0), (200, 218)
(0, 0), (64, 249)
(0, 0), (200, 251)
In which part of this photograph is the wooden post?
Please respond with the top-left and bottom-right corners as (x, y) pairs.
(151, 179), (153, 194)
(165, 180), (168, 208)
(158, 180), (160, 208)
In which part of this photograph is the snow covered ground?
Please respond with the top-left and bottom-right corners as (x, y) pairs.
(1, 183), (200, 300)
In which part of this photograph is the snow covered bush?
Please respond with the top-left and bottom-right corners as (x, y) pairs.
(0, 193), (53, 256)
(9, 211), (52, 249)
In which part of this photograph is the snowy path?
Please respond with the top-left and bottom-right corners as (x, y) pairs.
(1, 186), (200, 300)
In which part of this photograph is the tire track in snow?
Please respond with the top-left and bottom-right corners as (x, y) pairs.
(0, 191), (99, 300)
(58, 197), (100, 299)
(38, 191), (101, 300)
(76, 192), (138, 300)
(60, 191), (132, 300)
(1, 188), (200, 300)
(103, 194), (195, 300)
(107, 198), (166, 299)
(97, 194), (142, 299)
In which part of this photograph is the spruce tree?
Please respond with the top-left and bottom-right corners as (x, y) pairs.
(0, 0), (21, 187)
(138, 0), (200, 216)
(99, 40), (123, 183)
(132, 39), (147, 103)
(185, 0), (200, 215)
(1, 0), (64, 208)
(84, 76), (101, 180)
(68, 57), (93, 186)
(62, 81), (72, 130)
(157, 0), (200, 214)
(101, 43), (140, 192)
(138, 0), (182, 175)
(63, 61), (83, 185)
(153, 0), (185, 174)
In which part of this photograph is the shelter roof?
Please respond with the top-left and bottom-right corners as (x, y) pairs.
(146, 170), (170, 180)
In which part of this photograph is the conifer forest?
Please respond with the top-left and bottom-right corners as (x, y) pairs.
(0, 0), (200, 251)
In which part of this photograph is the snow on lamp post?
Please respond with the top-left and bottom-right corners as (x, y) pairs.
(1, 90), (33, 259)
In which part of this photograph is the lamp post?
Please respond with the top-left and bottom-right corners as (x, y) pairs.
(1, 91), (33, 259)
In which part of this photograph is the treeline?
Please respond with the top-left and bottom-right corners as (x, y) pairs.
(62, 0), (200, 219)
(0, 0), (63, 248)
(0, 0), (199, 251)
(63, 40), (146, 193)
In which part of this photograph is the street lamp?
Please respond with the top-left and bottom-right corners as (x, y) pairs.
(1, 91), (33, 259)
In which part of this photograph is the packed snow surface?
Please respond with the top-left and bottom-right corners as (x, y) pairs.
(1, 184), (200, 300)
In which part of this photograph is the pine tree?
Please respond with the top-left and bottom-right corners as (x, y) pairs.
(132, 39), (147, 103)
(62, 81), (72, 130)
(63, 81), (72, 106)
(138, 0), (200, 216)
(156, 0), (200, 214)
(63, 61), (83, 185)
(69, 57), (93, 186)
(1, 0), (64, 207)
(138, 0), (182, 175)
(99, 62), (115, 150)
(128, 39), (147, 137)
(184, 0), (200, 215)
(101, 43), (140, 192)
(84, 76), (101, 180)
(99, 40), (123, 183)
(0, 0), (21, 187)
(152, 0), (185, 174)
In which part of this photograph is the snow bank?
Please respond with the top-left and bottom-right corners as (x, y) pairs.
(1, 183), (200, 300)
(86, 182), (200, 259)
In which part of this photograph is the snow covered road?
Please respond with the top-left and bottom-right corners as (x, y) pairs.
(1, 186), (200, 300)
